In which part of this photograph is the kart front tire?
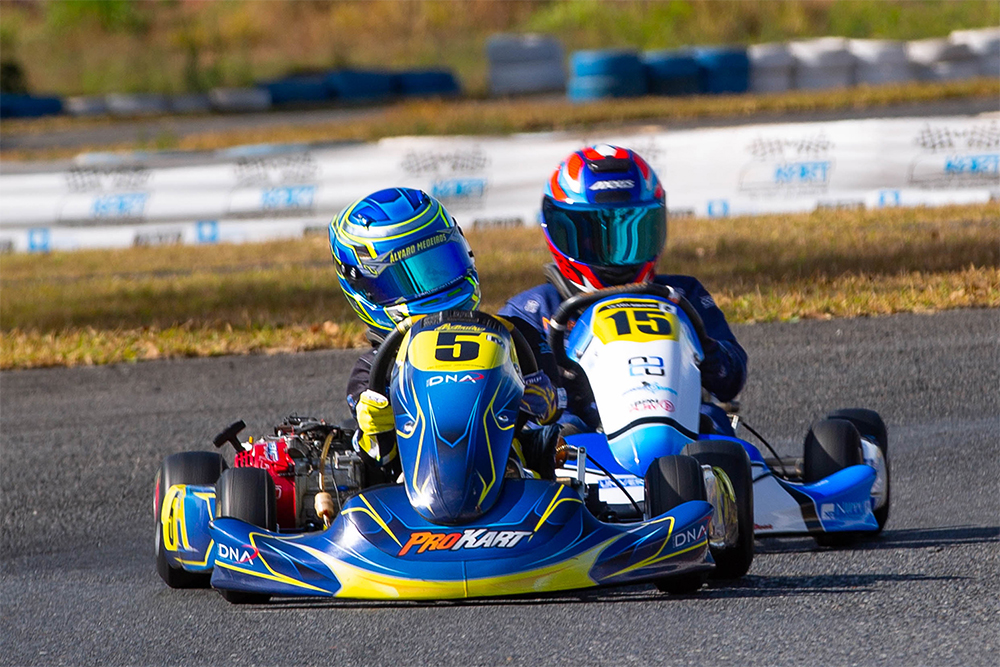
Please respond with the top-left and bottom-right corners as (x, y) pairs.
(828, 408), (890, 532)
(155, 451), (227, 589)
(215, 467), (276, 604)
(803, 419), (864, 547)
(682, 440), (754, 580)
(803, 418), (863, 483)
(645, 455), (708, 594)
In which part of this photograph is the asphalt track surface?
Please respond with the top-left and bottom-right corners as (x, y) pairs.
(2, 308), (997, 666)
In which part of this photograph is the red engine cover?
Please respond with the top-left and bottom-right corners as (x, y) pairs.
(234, 438), (297, 529)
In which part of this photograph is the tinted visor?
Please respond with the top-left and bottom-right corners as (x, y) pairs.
(543, 198), (666, 267)
(347, 229), (475, 305)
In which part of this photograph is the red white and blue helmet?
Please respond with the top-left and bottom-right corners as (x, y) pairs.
(543, 144), (666, 292)
(330, 188), (480, 331)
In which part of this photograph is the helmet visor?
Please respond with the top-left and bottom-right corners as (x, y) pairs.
(542, 198), (666, 267)
(344, 228), (476, 306)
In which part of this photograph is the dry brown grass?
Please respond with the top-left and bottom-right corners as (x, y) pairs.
(1, 203), (996, 370)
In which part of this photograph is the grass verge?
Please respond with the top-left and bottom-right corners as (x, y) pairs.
(1, 203), (997, 370)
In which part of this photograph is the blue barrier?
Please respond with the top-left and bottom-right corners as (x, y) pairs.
(325, 69), (397, 102)
(0, 94), (64, 118)
(396, 70), (460, 97)
(642, 50), (700, 96)
(568, 50), (646, 101)
(258, 76), (332, 105)
(694, 47), (750, 94)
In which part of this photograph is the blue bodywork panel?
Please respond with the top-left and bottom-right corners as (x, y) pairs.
(206, 479), (714, 600)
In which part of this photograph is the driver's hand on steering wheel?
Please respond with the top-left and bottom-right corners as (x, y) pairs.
(699, 337), (726, 379)
(520, 371), (560, 425)
(356, 390), (395, 462)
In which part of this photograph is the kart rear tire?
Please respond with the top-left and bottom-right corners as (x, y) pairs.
(828, 408), (890, 532)
(155, 451), (227, 589)
(215, 467), (276, 604)
(803, 419), (864, 547)
(645, 455), (708, 594)
(682, 441), (754, 580)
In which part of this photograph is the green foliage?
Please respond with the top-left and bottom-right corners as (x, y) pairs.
(45, 0), (150, 34)
(6, 0), (998, 97)
(525, 0), (1000, 49)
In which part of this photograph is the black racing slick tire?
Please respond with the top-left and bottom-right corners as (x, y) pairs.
(828, 408), (890, 532)
(802, 419), (863, 483)
(803, 418), (864, 547)
(154, 451), (227, 589)
(682, 440), (755, 580)
(215, 467), (276, 604)
(645, 455), (709, 594)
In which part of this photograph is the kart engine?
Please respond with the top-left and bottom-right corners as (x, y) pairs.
(230, 416), (363, 530)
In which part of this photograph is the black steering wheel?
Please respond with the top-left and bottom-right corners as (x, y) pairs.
(369, 310), (538, 398)
(545, 283), (712, 378)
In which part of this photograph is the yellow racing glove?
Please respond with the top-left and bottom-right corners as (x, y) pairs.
(355, 390), (397, 464)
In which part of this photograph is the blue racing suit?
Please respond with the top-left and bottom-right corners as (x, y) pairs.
(498, 269), (747, 435)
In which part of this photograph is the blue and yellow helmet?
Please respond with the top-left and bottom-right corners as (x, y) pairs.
(330, 188), (480, 331)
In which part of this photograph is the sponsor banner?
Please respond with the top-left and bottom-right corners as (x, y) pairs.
(1, 115), (996, 251)
(0, 217), (328, 253)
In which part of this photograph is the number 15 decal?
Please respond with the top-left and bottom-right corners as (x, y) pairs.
(629, 356), (665, 376)
(593, 299), (679, 344)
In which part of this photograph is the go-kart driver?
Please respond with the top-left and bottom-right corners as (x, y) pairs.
(329, 187), (562, 481)
(498, 144), (747, 436)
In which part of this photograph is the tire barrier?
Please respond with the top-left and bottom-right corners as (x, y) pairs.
(258, 76), (332, 106)
(5, 29), (996, 123)
(168, 93), (213, 115)
(2, 115), (995, 253)
(63, 96), (108, 117)
(0, 93), (63, 118)
(848, 40), (912, 86)
(105, 93), (169, 117)
(950, 28), (1000, 77)
(642, 51), (699, 96)
(487, 34), (566, 96)
(748, 43), (796, 93)
(693, 47), (750, 94)
(907, 38), (982, 82)
(396, 70), (461, 97)
(208, 87), (273, 113)
(568, 50), (646, 101)
(325, 70), (397, 102)
(789, 37), (857, 90)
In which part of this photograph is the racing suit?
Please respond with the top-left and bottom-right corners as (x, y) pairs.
(498, 267), (747, 435)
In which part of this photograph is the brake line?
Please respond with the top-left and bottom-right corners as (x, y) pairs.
(584, 453), (645, 518)
(738, 420), (790, 479)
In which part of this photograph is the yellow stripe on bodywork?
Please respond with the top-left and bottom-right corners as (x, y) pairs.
(162, 485), (214, 553)
(532, 485), (584, 534)
(291, 537), (610, 600)
(341, 495), (402, 548)
(215, 530), (329, 594)
(606, 516), (707, 578)
(214, 560), (329, 593)
(477, 381), (516, 507)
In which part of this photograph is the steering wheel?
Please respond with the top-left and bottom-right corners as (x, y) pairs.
(545, 283), (713, 378)
(369, 310), (538, 398)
